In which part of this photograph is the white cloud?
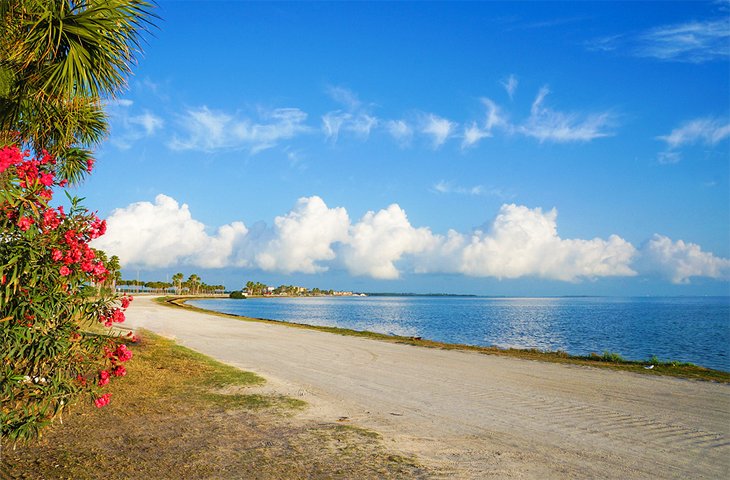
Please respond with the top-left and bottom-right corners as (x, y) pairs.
(326, 85), (362, 110)
(519, 87), (613, 143)
(342, 205), (439, 279)
(588, 18), (730, 63)
(110, 99), (134, 107)
(322, 111), (349, 141)
(169, 106), (310, 153)
(501, 74), (518, 99)
(658, 117), (730, 149)
(255, 197), (350, 274)
(432, 180), (507, 198)
(386, 119), (413, 145)
(482, 98), (508, 131)
(97, 195), (728, 286)
(657, 151), (682, 165)
(421, 113), (456, 148)
(640, 234), (730, 284)
(462, 122), (491, 149)
(322, 86), (379, 142)
(128, 111), (164, 136)
(636, 19), (730, 63)
(461, 98), (510, 148)
(91, 194), (249, 268)
(453, 204), (637, 281)
(108, 106), (164, 150)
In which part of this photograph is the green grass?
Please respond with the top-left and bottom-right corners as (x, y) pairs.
(2, 329), (429, 479)
(158, 296), (730, 383)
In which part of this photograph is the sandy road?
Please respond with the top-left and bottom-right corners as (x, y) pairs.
(124, 296), (729, 478)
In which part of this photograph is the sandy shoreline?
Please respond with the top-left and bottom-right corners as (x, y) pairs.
(124, 296), (730, 479)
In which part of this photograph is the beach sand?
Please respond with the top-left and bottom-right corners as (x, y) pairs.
(124, 296), (729, 479)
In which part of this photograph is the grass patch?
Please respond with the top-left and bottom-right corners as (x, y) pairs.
(1, 330), (429, 479)
(159, 296), (730, 384)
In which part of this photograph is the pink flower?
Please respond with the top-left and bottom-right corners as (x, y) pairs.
(112, 365), (127, 377)
(17, 216), (34, 231)
(86, 158), (95, 173)
(42, 209), (60, 230)
(59, 266), (71, 276)
(112, 309), (125, 324)
(39, 172), (54, 186)
(98, 370), (110, 386)
(0, 145), (23, 172)
(121, 296), (132, 309)
(115, 344), (133, 362)
(94, 393), (112, 408)
(51, 249), (63, 261)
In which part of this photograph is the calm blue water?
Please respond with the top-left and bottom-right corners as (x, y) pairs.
(188, 296), (730, 372)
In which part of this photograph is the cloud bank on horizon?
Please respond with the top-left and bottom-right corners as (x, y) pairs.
(92, 194), (730, 286)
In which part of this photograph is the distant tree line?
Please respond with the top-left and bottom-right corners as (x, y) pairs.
(243, 280), (336, 296)
(118, 273), (225, 295)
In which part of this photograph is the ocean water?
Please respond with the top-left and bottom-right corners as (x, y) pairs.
(188, 296), (730, 372)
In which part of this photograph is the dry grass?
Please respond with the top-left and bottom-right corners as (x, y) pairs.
(1, 331), (430, 479)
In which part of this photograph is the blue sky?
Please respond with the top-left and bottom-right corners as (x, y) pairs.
(84, 0), (730, 295)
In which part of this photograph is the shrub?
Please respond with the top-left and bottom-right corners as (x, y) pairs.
(229, 291), (247, 299)
(0, 145), (132, 443)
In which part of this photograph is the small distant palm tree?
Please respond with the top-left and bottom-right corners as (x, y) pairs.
(187, 274), (201, 295)
(107, 255), (122, 292)
(172, 272), (184, 295)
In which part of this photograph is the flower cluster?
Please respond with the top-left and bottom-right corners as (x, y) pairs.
(1, 144), (133, 429)
(97, 296), (133, 327)
(94, 393), (111, 408)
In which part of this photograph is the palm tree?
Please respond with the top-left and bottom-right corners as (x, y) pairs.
(172, 272), (184, 295)
(107, 255), (121, 292)
(0, 0), (155, 182)
(187, 274), (201, 295)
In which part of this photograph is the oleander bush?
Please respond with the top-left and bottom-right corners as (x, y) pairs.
(0, 0), (155, 443)
(0, 145), (136, 442)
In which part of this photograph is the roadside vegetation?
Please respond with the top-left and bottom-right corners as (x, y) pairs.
(2, 330), (429, 479)
(163, 296), (730, 383)
(1, 0), (156, 443)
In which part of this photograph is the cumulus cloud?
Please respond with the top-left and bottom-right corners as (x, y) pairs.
(91, 194), (249, 268)
(639, 234), (730, 284)
(519, 87), (613, 143)
(452, 204), (637, 281)
(421, 114), (456, 148)
(97, 195), (728, 286)
(255, 197), (350, 273)
(168, 106), (310, 153)
(342, 205), (439, 279)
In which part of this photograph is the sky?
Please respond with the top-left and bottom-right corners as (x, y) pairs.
(82, 0), (730, 296)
